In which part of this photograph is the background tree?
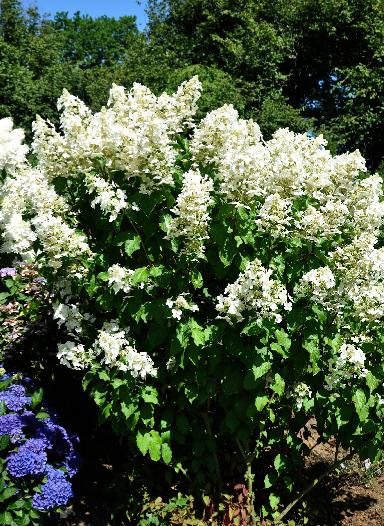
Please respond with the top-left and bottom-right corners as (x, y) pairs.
(147, 0), (384, 169)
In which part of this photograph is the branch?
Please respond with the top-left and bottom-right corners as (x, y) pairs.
(277, 450), (354, 522)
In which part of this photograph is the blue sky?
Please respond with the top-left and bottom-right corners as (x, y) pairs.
(23, 1), (148, 28)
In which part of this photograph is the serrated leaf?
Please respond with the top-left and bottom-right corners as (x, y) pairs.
(136, 431), (150, 455)
(189, 319), (206, 346)
(161, 443), (172, 464)
(141, 386), (159, 405)
(255, 396), (269, 412)
(148, 431), (162, 461)
(125, 235), (141, 257)
(271, 373), (285, 396)
(274, 453), (285, 475)
(366, 372), (380, 393)
(253, 361), (272, 380)
(353, 389), (369, 422)
(269, 493), (280, 510)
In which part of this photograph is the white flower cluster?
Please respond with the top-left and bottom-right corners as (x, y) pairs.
(32, 77), (202, 193)
(93, 322), (157, 378)
(216, 259), (291, 323)
(166, 294), (199, 320)
(0, 122), (89, 266)
(294, 382), (312, 410)
(53, 302), (95, 335)
(298, 234), (384, 326)
(336, 343), (366, 371)
(84, 174), (127, 222)
(295, 266), (336, 304)
(31, 213), (89, 269)
(57, 321), (157, 378)
(57, 341), (92, 370)
(107, 264), (134, 294)
(325, 341), (367, 390)
(166, 169), (214, 259)
(190, 105), (264, 206)
(191, 106), (382, 241)
(0, 118), (29, 174)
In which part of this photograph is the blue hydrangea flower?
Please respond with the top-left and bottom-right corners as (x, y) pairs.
(7, 440), (47, 478)
(32, 466), (73, 511)
(63, 449), (82, 477)
(0, 413), (26, 442)
(0, 384), (31, 412)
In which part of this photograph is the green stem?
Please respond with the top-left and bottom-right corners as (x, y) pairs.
(246, 460), (257, 526)
(201, 410), (222, 493)
(236, 440), (257, 526)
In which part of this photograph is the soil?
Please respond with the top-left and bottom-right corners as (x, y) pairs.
(57, 439), (384, 526)
(302, 427), (384, 526)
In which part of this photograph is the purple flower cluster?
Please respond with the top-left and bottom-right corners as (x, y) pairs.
(0, 368), (80, 512)
(7, 439), (47, 477)
(32, 466), (73, 511)
(0, 267), (17, 278)
(0, 384), (31, 411)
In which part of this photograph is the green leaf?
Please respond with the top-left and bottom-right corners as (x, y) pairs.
(141, 386), (159, 405)
(264, 471), (277, 489)
(0, 434), (10, 451)
(255, 396), (269, 412)
(149, 265), (164, 278)
(98, 370), (110, 382)
(191, 271), (203, 289)
(161, 443), (172, 464)
(148, 431), (162, 461)
(366, 372), (380, 393)
(136, 431), (150, 455)
(253, 361), (272, 381)
(131, 267), (149, 286)
(274, 453), (285, 476)
(125, 235), (141, 257)
(353, 389), (369, 422)
(189, 319), (206, 346)
(0, 292), (10, 303)
(35, 412), (50, 420)
(303, 336), (320, 374)
(121, 401), (137, 420)
(269, 493), (280, 510)
(275, 329), (291, 352)
(271, 373), (285, 396)
(0, 486), (17, 502)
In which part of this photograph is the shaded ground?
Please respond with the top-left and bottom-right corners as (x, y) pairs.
(55, 438), (384, 526)
(27, 359), (384, 526)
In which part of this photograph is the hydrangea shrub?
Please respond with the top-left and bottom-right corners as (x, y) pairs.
(0, 264), (47, 355)
(1, 78), (384, 519)
(0, 367), (79, 525)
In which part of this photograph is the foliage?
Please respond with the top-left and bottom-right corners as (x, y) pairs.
(147, 0), (384, 168)
(0, 366), (80, 525)
(0, 264), (48, 356)
(1, 78), (384, 522)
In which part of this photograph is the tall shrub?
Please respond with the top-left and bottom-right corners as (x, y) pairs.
(1, 79), (384, 520)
